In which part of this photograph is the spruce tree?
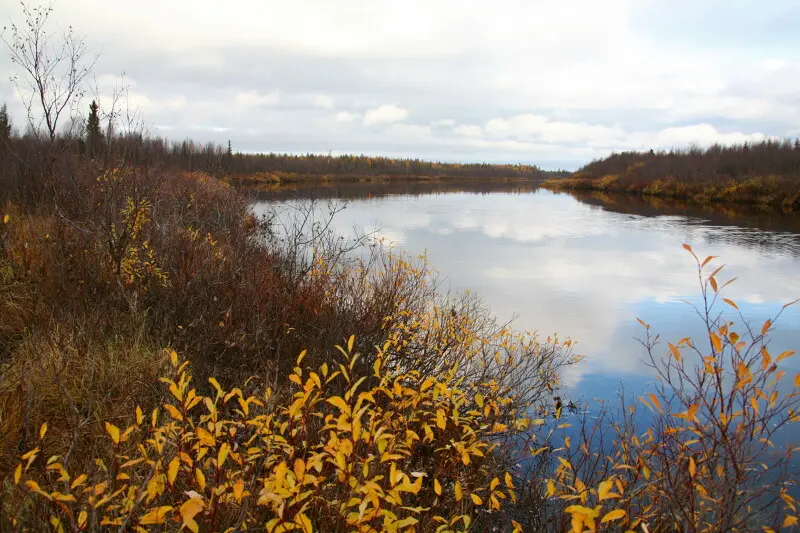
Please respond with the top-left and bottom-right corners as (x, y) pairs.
(0, 104), (11, 143)
(86, 99), (102, 157)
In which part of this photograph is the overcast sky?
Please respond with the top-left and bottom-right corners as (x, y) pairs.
(1, 0), (799, 169)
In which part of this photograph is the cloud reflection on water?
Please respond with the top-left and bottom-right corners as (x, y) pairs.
(254, 189), (800, 394)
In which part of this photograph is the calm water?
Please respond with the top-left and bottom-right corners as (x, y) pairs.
(253, 188), (800, 408)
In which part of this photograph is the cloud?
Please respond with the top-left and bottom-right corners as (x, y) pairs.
(2, 0), (797, 167)
(313, 94), (335, 109)
(234, 90), (280, 108)
(335, 111), (358, 123)
(363, 104), (408, 127)
(454, 124), (482, 137)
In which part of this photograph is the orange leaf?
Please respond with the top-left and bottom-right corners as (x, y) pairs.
(762, 320), (772, 336)
(723, 298), (739, 310)
(668, 343), (681, 362)
(689, 457), (696, 478)
(648, 393), (663, 414)
(710, 332), (722, 353)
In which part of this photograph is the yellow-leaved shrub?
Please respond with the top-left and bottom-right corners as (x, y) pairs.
(9, 336), (534, 532)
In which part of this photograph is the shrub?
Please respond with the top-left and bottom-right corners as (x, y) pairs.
(6, 340), (532, 532)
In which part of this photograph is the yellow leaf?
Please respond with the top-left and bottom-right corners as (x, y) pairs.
(13, 464), (21, 484)
(723, 298), (739, 310)
(505, 472), (514, 489)
(546, 479), (555, 498)
(295, 512), (313, 532)
(208, 377), (222, 395)
(434, 479), (442, 496)
(233, 478), (245, 502)
(777, 350), (796, 363)
(163, 403), (183, 421)
(218, 443), (230, 468)
(436, 409), (446, 430)
(297, 349), (307, 365)
(598, 479), (616, 501)
(169, 350), (179, 367)
(195, 468), (206, 491)
(139, 506), (173, 525)
(689, 457), (697, 478)
(347, 334), (355, 352)
(77, 512), (87, 528)
(783, 516), (798, 528)
(294, 458), (306, 481)
(455, 481), (462, 501)
(2, 214), (9, 224)
(39, 423), (47, 440)
(70, 474), (87, 489)
(168, 457), (180, 485)
(601, 509), (627, 523)
(327, 396), (350, 415)
(136, 406), (144, 425)
(795, 373), (800, 388)
(470, 493), (483, 505)
(105, 422), (120, 445)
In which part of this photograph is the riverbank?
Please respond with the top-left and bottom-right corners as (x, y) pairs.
(543, 174), (800, 210)
(544, 140), (800, 211)
(228, 170), (547, 190)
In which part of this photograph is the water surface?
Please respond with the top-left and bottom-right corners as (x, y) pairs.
(253, 188), (800, 407)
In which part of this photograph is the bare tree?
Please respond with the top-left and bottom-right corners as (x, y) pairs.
(1, 1), (97, 148)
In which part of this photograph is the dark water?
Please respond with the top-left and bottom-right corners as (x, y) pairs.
(252, 187), (800, 419)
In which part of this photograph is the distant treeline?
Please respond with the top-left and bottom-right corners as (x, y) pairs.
(578, 139), (800, 182)
(0, 102), (564, 202)
(545, 140), (800, 209)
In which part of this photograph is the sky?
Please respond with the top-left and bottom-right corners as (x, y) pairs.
(1, 0), (799, 169)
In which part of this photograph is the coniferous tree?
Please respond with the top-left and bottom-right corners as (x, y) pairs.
(86, 99), (102, 158)
(0, 103), (11, 144)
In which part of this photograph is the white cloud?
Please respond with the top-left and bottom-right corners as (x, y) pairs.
(3, 0), (797, 165)
(313, 94), (335, 109)
(652, 124), (767, 148)
(234, 90), (280, 108)
(335, 111), (359, 122)
(454, 124), (482, 137)
(363, 104), (408, 126)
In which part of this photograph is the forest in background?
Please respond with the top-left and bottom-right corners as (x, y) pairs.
(544, 140), (800, 209)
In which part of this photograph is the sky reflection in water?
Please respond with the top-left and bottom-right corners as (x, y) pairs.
(254, 189), (800, 406)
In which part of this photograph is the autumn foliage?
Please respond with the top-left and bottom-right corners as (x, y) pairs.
(544, 140), (800, 210)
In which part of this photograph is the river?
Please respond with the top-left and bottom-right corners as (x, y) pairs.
(252, 186), (800, 417)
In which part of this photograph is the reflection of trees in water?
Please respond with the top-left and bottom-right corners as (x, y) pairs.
(566, 190), (800, 258)
(250, 179), (542, 202)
